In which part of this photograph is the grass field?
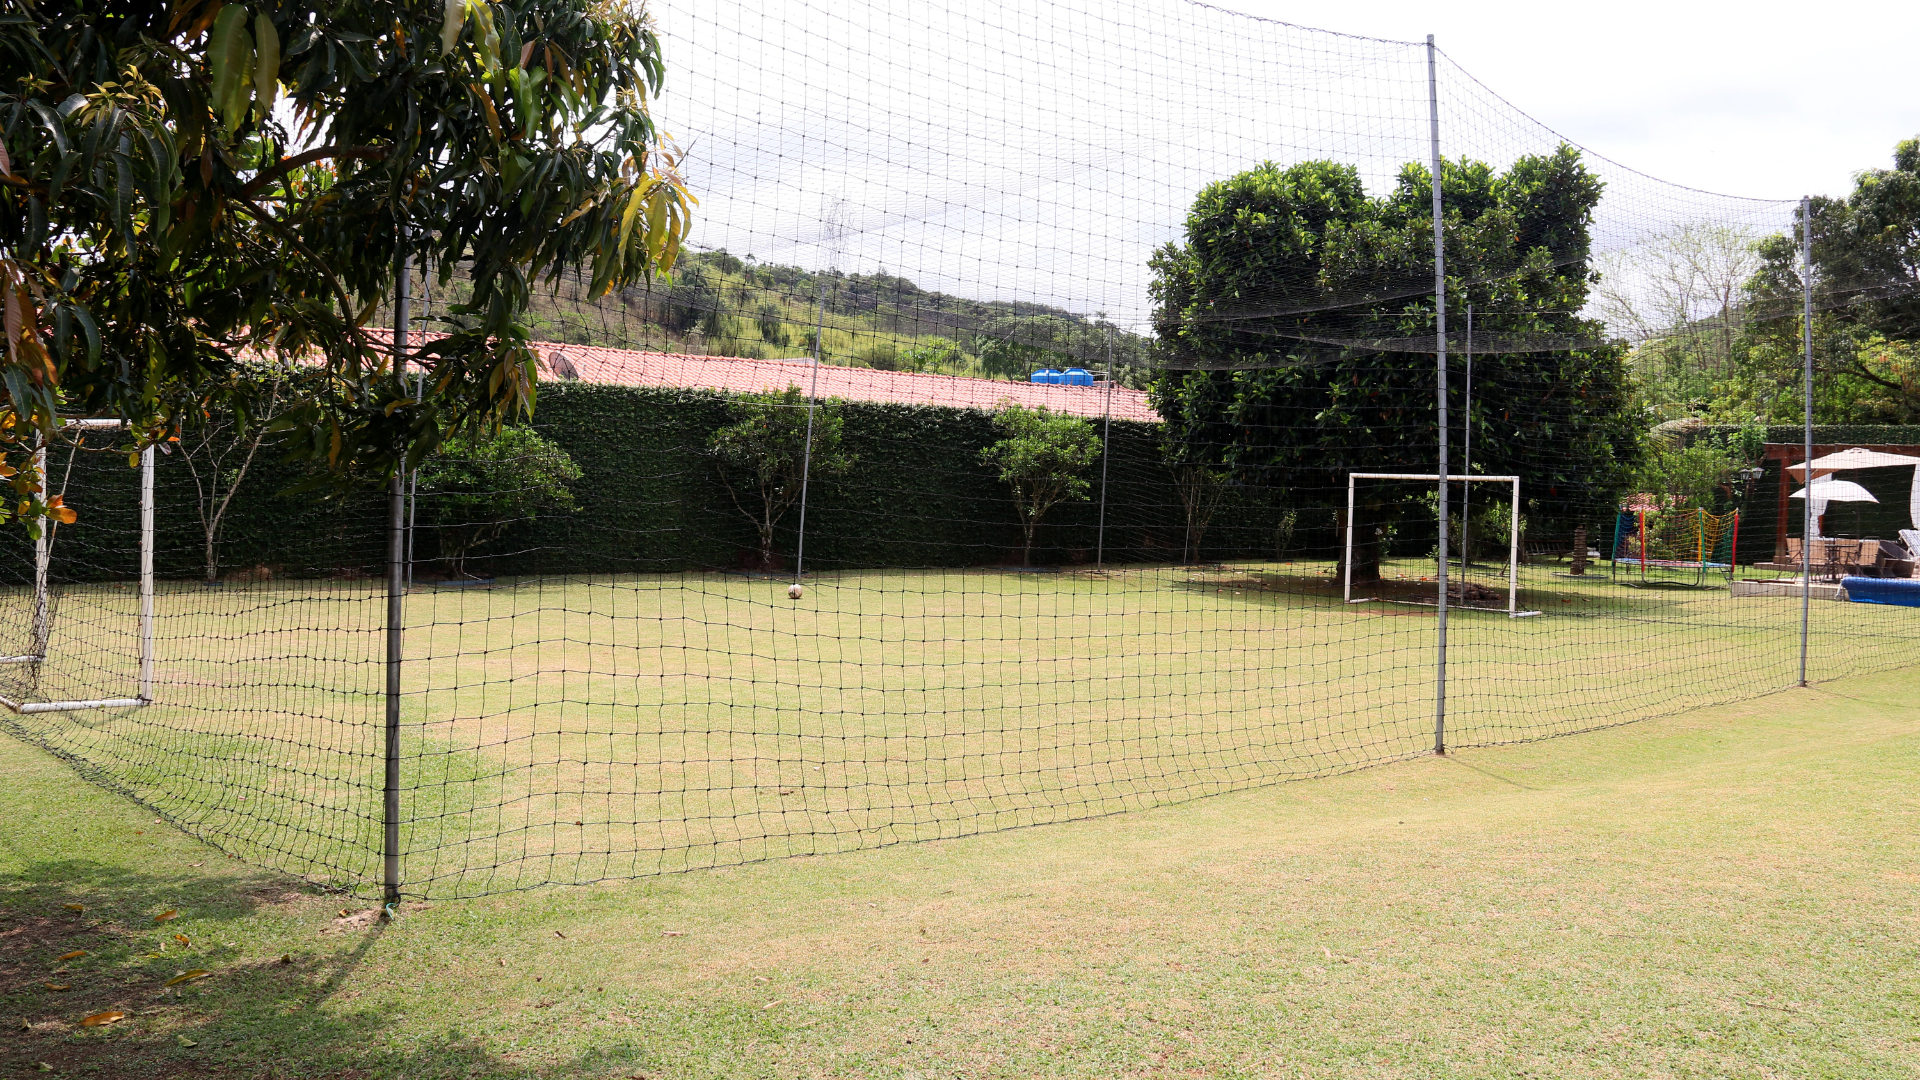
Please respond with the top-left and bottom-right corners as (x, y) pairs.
(3, 560), (1915, 900)
(2, 659), (1916, 1077)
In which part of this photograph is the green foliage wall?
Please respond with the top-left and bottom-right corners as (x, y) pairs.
(16, 384), (1309, 584)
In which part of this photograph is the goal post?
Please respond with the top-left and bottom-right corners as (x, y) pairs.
(1344, 472), (1540, 618)
(0, 419), (153, 714)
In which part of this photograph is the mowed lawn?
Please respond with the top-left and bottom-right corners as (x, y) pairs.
(3, 659), (1917, 1078)
(5, 561), (1913, 898)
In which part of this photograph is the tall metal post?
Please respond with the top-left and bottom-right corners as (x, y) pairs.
(383, 241), (411, 909)
(30, 440), (50, 661)
(1799, 195), (1813, 687)
(137, 444), (154, 701)
(1095, 329), (1115, 570)
(1461, 304), (1473, 578)
(792, 269), (826, 587)
(1427, 35), (1450, 755)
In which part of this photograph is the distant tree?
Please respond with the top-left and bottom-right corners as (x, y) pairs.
(897, 337), (963, 374)
(710, 386), (855, 569)
(979, 404), (1101, 565)
(177, 369), (287, 583)
(756, 304), (791, 347)
(971, 315), (1082, 379)
(1149, 149), (1636, 582)
(1739, 138), (1920, 422)
(418, 427), (583, 579)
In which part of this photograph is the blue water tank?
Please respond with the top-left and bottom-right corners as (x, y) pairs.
(1030, 368), (1061, 384)
(1062, 367), (1094, 386)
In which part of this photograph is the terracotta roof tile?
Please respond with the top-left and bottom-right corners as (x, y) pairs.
(357, 329), (1158, 421)
(532, 342), (1161, 422)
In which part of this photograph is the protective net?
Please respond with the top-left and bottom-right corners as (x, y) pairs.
(4, 0), (1919, 898)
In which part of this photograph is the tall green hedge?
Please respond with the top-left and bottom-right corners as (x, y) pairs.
(12, 383), (1310, 584)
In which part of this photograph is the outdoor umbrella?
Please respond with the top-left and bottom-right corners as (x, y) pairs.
(1786, 447), (1920, 529)
(1791, 479), (1880, 539)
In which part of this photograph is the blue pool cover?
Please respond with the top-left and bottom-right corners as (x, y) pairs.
(1841, 576), (1920, 607)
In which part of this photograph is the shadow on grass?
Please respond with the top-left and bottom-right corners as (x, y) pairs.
(0, 860), (662, 1079)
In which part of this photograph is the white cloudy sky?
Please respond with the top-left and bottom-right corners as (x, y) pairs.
(1229, 0), (1920, 201)
(647, 0), (1917, 332)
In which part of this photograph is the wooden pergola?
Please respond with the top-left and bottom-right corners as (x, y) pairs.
(1762, 442), (1920, 556)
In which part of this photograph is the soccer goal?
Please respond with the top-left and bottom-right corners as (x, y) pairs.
(1344, 472), (1541, 618)
(0, 419), (153, 714)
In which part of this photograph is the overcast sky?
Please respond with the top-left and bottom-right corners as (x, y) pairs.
(1224, 0), (1920, 200)
(652, 0), (1910, 331)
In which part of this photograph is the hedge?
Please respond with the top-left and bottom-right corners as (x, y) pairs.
(12, 383), (1308, 584)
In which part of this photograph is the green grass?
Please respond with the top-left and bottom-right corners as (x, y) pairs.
(3, 660), (1918, 1077)
(4, 561), (1916, 898)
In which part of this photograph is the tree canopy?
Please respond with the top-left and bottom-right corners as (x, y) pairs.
(0, 0), (693, 526)
(1148, 148), (1637, 573)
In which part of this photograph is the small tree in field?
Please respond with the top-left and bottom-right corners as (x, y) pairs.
(980, 404), (1102, 565)
(710, 386), (855, 570)
(178, 372), (286, 583)
(418, 427), (583, 579)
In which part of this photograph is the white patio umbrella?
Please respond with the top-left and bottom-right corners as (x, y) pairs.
(1791, 479), (1880, 539)
(1786, 446), (1920, 530)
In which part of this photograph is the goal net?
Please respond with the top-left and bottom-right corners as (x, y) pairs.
(1, 0), (1916, 901)
(0, 424), (153, 715)
(1343, 474), (1536, 617)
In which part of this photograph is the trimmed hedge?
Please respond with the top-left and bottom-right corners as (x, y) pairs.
(16, 383), (1309, 583)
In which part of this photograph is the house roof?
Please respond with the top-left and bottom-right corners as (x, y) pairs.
(529, 341), (1162, 422)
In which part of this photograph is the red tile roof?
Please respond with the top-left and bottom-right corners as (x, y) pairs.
(356, 328), (1159, 421)
(532, 342), (1162, 422)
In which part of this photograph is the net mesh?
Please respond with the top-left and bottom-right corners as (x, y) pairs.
(3, 0), (1917, 898)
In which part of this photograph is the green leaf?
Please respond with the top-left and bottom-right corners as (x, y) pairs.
(253, 14), (280, 114)
(439, 0), (466, 54)
(207, 6), (249, 117)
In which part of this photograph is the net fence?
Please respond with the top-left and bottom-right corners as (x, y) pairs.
(3, 0), (1918, 899)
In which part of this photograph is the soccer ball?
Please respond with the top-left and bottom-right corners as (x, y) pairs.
(788, 583), (804, 600)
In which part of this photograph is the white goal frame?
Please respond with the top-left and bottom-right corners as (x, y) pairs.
(0, 419), (153, 713)
(1344, 472), (1540, 618)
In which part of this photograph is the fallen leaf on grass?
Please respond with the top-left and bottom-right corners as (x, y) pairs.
(660, 930), (684, 937)
(762, 999), (784, 1010)
(277, 954), (292, 965)
(154, 910), (179, 923)
(80, 1011), (125, 1027)
(164, 970), (211, 987)
(173, 934), (189, 947)
(554, 930), (566, 938)
(44, 983), (71, 992)
(63, 903), (84, 913)
(187, 862), (203, 868)
(56, 950), (87, 961)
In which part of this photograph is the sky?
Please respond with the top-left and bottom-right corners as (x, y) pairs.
(648, 0), (1915, 332)
(1225, 0), (1920, 201)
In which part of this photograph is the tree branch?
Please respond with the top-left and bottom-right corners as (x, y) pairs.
(239, 145), (389, 198)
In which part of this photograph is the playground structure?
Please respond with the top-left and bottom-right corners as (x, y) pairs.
(1611, 506), (1739, 587)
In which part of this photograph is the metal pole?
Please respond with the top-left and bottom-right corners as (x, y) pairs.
(1343, 474), (1356, 604)
(138, 444), (154, 701)
(1799, 195), (1813, 687)
(30, 440), (50, 661)
(383, 240), (411, 909)
(1095, 329), (1115, 570)
(792, 268), (826, 588)
(1427, 34), (1450, 755)
(1508, 477), (1521, 617)
(1461, 304), (1472, 578)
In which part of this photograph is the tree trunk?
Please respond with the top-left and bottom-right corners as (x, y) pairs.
(1569, 524), (1589, 576)
(1335, 505), (1383, 584)
(1021, 519), (1036, 566)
